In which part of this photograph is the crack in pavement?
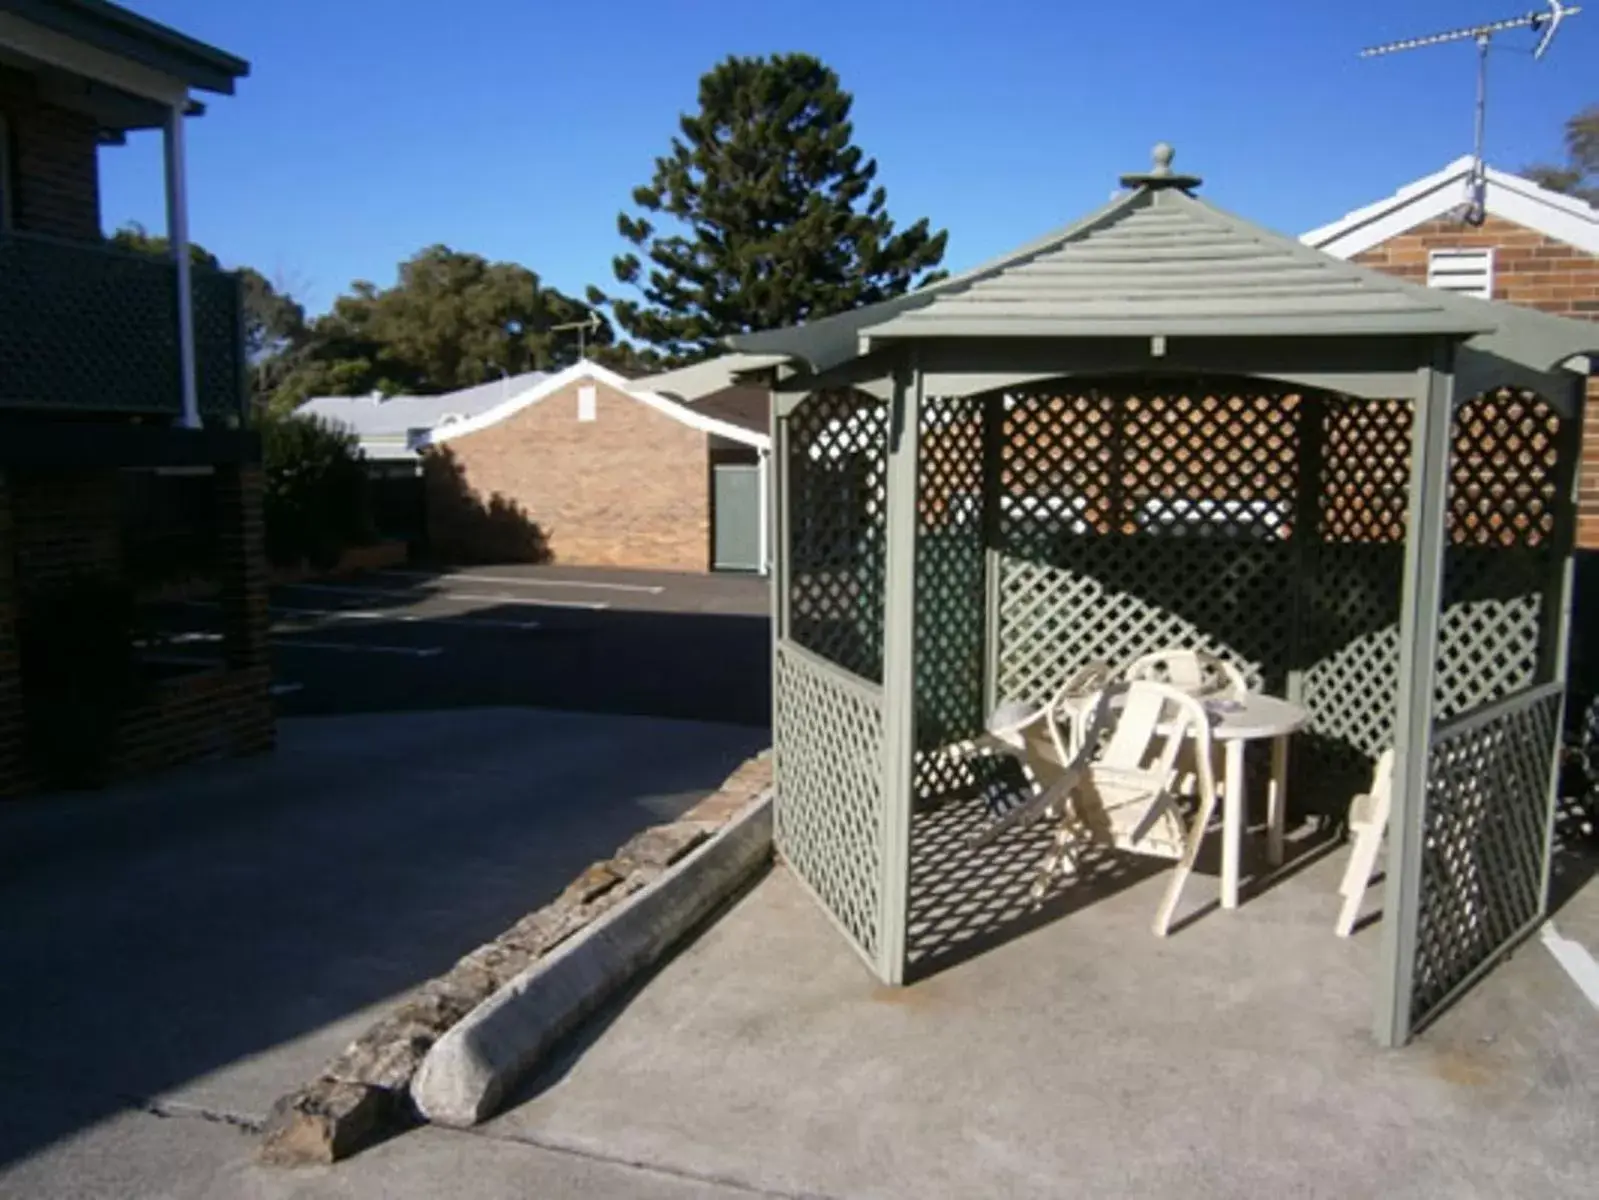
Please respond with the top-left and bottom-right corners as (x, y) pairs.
(131, 1097), (264, 1135)
(451, 1122), (844, 1200)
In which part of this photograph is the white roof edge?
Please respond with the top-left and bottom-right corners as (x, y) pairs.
(1302, 156), (1599, 259)
(416, 360), (771, 451)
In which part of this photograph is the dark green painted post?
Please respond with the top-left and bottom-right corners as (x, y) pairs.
(1375, 342), (1456, 1048)
(877, 355), (920, 984)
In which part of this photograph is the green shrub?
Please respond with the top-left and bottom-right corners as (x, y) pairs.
(258, 409), (372, 568)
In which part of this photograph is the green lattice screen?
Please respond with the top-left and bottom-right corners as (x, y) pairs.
(773, 641), (889, 972)
(1406, 390), (1571, 1034)
(0, 233), (181, 413)
(912, 393), (988, 804)
(194, 269), (245, 421)
(1436, 390), (1565, 721)
(784, 390), (888, 682)
(1411, 685), (1563, 1031)
(1297, 397), (1412, 808)
(994, 381), (1300, 707)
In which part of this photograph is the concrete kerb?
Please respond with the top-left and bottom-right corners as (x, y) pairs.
(411, 790), (773, 1127)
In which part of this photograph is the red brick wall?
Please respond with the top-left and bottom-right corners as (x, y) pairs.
(424, 377), (712, 571)
(1, 68), (101, 240)
(0, 465), (273, 797)
(1352, 215), (1599, 548)
(0, 473), (20, 797)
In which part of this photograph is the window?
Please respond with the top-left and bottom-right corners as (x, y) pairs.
(1426, 248), (1494, 300)
(577, 384), (597, 422)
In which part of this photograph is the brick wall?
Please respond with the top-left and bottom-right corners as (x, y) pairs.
(1353, 215), (1599, 548)
(0, 465), (273, 797)
(425, 377), (712, 571)
(1, 67), (101, 240)
(0, 473), (19, 797)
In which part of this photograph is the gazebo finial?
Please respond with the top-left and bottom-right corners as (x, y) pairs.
(1120, 142), (1203, 192)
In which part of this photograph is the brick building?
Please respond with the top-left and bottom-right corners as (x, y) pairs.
(1303, 155), (1599, 692)
(418, 361), (772, 573)
(0, 2), (269, 794)
(1303, 156), (1599, 546)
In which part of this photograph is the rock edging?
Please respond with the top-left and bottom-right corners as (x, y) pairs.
(412, 790), (772, 1126)
(259, 751), (772, 1166)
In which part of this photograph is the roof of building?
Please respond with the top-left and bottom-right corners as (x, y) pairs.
(1301, 155), (1599, 260)
(0, 0), (250, 94)
(695, 384), (771, 435)
(636, 353), (788, 403)
(297, 371), (551, 442)
(414, 360), (770, 452)
(730, 146), (1599, 386)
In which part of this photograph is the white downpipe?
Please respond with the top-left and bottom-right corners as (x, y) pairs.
(164, 100), (199, 429)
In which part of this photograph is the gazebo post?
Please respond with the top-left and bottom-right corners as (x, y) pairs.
(1535, 373), (1587, 907)
(1374, 341), (1457, 1048)
(877, 353), (921, 984)
(980, 390), (1004, 715)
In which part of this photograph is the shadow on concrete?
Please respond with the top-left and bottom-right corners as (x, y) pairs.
(904, 783), (1345, 981)
(0, 694), (766, 1171)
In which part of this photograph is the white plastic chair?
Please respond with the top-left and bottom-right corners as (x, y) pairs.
(957, 663), (1114, 856)
(1034, 681), (1221, 936)
(1335, 749), (1395, 938)
(1122, 648), (1248, 700)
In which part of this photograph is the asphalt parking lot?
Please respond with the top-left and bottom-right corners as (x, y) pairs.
(160, 565), (773, 727)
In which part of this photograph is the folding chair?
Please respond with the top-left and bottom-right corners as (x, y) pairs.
(1335, 749), (1395, 938)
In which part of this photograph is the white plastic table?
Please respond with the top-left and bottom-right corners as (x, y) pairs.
(1200, 694), (1309, 909)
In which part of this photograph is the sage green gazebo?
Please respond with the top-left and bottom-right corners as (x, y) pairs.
(735, 146), (1599, 1047)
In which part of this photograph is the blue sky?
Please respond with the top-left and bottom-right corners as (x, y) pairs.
(102, 0), (1595, 316)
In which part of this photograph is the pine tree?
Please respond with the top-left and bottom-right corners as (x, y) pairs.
(1522, 104), (1599, 206)
(596, 53), (948, 364)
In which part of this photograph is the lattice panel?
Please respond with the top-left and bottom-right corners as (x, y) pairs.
(1411, 687), (1562, 1029)
(1000, 390), (1117, 552)
(784, 391), (889, 682)
(194, 269), (246, 421)
(1120, 387), (1299, 536)
(1298, 398), (1412, 797)
(0, 234), (181, 413)
(1436, 391), (1565, 722)
(993, 381), (1301, 709)
(773, 641), (888, 968)
(914, 395), (988, 801)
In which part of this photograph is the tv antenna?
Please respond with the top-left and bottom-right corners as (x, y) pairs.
(552, 311), (603, 361)
(1360, 1), (1582, 225)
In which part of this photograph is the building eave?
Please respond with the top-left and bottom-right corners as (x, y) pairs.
(1302, 156), (1599, 259)
(0, 0), (248, 95)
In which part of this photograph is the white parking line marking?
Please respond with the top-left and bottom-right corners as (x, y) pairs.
(271, 606), (542, 631)
(269, 682), (304, 697)
(1540, 922), (1599, 1010)
(444, 592), (607, 611)
(377, 569), (664, 595)
(283, 583), (608, 611)
(273, 638), (444, 658)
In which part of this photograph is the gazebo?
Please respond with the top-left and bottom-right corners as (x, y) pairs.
(733, 146), (1599, 1046)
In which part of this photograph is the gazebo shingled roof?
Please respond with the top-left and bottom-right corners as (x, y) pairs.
(731, 145), (1597, 403)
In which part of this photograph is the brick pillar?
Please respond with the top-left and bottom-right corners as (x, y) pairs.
(0, 471), (22, 797)
(216, 463), (274, 754)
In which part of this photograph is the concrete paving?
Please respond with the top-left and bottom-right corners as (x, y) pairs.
(483, 858), (1599, 1200)
(0, 1118), (780, 1200)
(0, 708), (766, 1192)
